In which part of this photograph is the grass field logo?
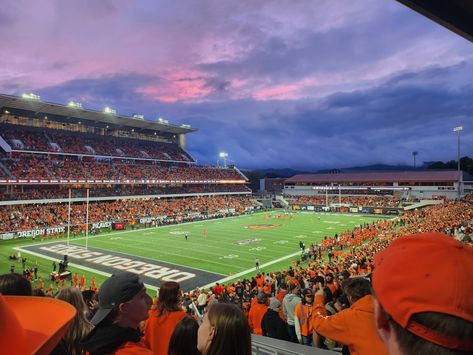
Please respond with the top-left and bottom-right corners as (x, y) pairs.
(235, 238), (261, 245)
(169, 231), (190, 235)
(244, 224), (282, 230)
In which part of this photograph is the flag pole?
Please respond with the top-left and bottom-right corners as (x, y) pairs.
(67, 188), (71, 253)
(85, 188), (89, 250)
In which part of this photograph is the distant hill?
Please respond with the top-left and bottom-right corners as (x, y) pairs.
(317, 164), (414, 173)
(243, 164), (415, 178)
(241, 168), (312, 178)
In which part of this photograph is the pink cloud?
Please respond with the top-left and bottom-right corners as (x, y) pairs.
(252, 78), (320, 101)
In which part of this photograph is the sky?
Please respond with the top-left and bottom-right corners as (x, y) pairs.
(1, 0), (472, 170)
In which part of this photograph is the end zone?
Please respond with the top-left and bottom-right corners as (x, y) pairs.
(19, 242), (225, 291)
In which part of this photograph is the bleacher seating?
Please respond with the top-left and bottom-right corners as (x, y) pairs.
(0, 123), (193, 162)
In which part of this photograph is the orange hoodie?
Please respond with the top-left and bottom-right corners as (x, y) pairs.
(311, 294), (389, 355)
(248, 302), (268, 335)
(144, 309), (186, 355)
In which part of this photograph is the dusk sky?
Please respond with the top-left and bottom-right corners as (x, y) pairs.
(1, 0), (472, 170)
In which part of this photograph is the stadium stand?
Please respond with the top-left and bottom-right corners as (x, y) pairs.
(1, 96), (472, 355)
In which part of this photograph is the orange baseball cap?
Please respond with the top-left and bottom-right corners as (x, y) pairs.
(0, 295), (76, 355)
(372, 232), (473, 351)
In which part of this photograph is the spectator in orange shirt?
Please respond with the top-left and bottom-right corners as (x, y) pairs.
(80, 274), (86, 289)
(144, 281), (187, 355)
(295, 288), (315, 346)
(248, 292), (268, 335)
(311, 277), (388, 355)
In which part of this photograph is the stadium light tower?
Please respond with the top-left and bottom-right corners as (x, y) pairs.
(412, 151), (418, 169)
(219, 151), (229, 168)
(453, 126), (463, 197)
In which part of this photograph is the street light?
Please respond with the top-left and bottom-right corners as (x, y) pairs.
(453, 126), (463, 198)
(412, 151), (418, 169)
(219, 151), (228, 168)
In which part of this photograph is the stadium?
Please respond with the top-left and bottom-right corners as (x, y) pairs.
(1, 1), (472, 355)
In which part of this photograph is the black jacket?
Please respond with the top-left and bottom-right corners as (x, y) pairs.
(261, 309), (290, 341)
(81, 324), (142, 355)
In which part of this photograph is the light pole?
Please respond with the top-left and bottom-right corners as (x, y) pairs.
(219, 151), (228, 168)
(453, 126), (463, 198)
(412, 151), (418, 169)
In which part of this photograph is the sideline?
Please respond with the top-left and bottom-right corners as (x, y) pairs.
(201, 250), (301, 289)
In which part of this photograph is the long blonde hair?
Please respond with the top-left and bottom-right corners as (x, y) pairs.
(56, 287), (94, 355)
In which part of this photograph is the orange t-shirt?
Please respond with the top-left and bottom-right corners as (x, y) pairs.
(144, 309), (186, 355)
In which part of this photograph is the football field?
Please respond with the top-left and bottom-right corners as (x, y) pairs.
(0, 211), (383, 291)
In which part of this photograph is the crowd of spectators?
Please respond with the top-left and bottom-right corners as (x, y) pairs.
(1, 195), (472, 354)
(287, 195), (407, 208)
(0, 184), (251, 202)
(0, 123), (192, 162)
(0, 195), (258, 233)
(178, 197), (472, 352)
(2, 154), (244, 181)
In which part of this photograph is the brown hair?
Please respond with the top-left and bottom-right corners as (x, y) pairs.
(205, 303), (251, 355)
(390, 312), (473, 355)
(0, 273), (32, 296)
(168, 316), (200, 355)
(342, 277), (371, 304)
(157, 281), (181, 315)
(56, 287), (94, 355)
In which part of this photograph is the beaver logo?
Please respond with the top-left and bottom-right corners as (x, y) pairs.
(244, 224), (282, 230)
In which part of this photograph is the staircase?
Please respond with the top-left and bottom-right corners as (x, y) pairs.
(0, 160), (11, 177)
(403, 199), (443, 211)
(275, 195), (289, 208)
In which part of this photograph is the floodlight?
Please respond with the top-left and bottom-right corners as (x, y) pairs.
(219, 152), (228, 158)
(68, 101), (82, 108)
(22, 93), (41, 100)
(453, 126), (463, 132)
(103, 106), (117, 115)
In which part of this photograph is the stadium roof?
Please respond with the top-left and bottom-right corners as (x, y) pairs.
(396, 0), (473, 43)
(0, 93), (196, 135)
(285, 171), (461, 184)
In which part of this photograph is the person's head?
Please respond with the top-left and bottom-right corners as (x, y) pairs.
(287, 280), (298, 294)
(197, 303), (251, 355)
(342, 277), (371, 305)
(0, 273), (32, 296)
(168, 316), (200, 355)
(56, 287), (93, 354)
(372, 232), (473, 355)
(301, 288), (314, 305)
(32, 288), (46, 297)
(325, 273), (334, 284)
(257, 291), (267, 305)
(268, 297), (281, 312)
(157, 281), (182, 315)
(90, 272), (151, 328)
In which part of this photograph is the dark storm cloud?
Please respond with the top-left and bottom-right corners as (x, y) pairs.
(182, 63), (473, 169)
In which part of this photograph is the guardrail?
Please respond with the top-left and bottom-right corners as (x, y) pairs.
(251, 335), (339, 355)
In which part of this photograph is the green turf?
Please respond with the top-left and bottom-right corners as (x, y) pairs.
(0, 211), (383, 290)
